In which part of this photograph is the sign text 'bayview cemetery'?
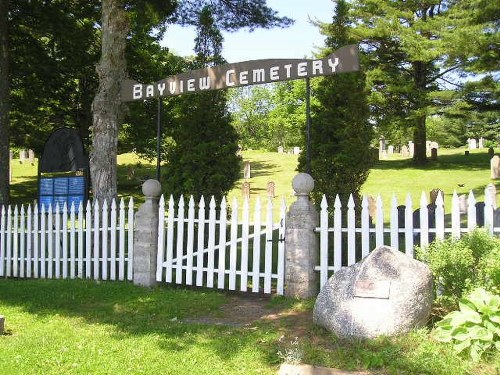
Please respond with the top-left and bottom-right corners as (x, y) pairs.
(121, 45), (359, 102)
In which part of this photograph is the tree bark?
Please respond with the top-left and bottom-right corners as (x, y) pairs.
(0, 0), (10, 205)
(412, 60), (428, 165)
(90, 0), (128, 204)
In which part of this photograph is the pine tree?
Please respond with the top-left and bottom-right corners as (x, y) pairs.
(298, 0), (373, 207)
(162, 6), (240, 203)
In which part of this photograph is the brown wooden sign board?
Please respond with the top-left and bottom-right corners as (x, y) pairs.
(121, 44), (359, 102)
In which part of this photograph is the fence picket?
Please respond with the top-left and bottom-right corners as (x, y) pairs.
(119, 199), (126, 281)
(13, 206), (18, 277)
(251, 197), (262, 293)
(62, 203), (69, 279)
(33, 205), (39, 278)
(101, 200), (109, 280)
(217, 197), (228, 289)
(26, 205), (33, 278)
(361, 196), (370, 259)
(319, 196), (329, 287)
(206, 197), (217, 288)
(55, 204), (61, 278)
(110, 199), (117, 280)
(70, 203), (76, 279)
(195, 196), (205, 286)
(175, 196), (185, 284)
(467, 191), (477, 232)
(435, 192), (445, 240)
(185, 196), (195, 285)
(484, 186), (494, 234)
(419, 192), (429, 248)
(0, 206), (6, 277)
(347, 195), (356, 266)
(333, 195), (342, 271)
(93, 200), (100, 280)
(77, 202), (84, 278)
(85, 201), (92, 279)
(229, 198), (238, 291)
(404, 194), (414, 257)
(47, 205), (54, 279)
(40, 205), (46, 278)
(20, 205), (26, 278)
(451, 192), (461, 239)
(263, 198), (273, 293)
(240, 198), (250, 292)
(375, 195), (384, 248)
(390, 195), (398, 249)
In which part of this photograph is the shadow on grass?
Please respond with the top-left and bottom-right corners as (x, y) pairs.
(0, 279), (278, 364)
(374, 152), (492, 171)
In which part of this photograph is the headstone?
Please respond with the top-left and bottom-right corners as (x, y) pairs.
(244, 161), (251, 179)
(458, 194), (467, 214)
(485, 183), (497, 209)
(397, 205), (406, 228)
(0, 315), (4, 335)
(488, 147), (495, 158)
(431, 141), (439, 149)
(494, 208), (500, 227)
(469, 138), (477, 150)
(401, 145), (409, 157)
(278, 146), (284, 154)
(9, 151), (13, 183)
(293, 147), (301, 155)
(379, 137), (386, 151)
(426, 141), (432, 154)
(19, 149), (27, 163)
(465, 150), (470, 156)
(367, 196), (377, 219)
(478, 137), (484, 149)
(429, 188), (444, 205)
(28, 149), (35, 164)
(242, 181), (250, 199)
(408, 141), (414, 157)
(379, 150), (388, 159)
(431, 147), (438, 161)
(266, 181), (275, 198)
(491, 155), (500, 179)
(314, 246), (433, 339)
(388, 145), (394, 155)
(475, 202), (485, 227)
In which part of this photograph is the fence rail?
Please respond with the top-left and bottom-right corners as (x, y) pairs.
(156, 195), (287, 295)
(316, 189), (499, 288)
(0, 199), (135, 280)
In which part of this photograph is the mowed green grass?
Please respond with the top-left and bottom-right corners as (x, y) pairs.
(1, 279), (498, 375)
(9, 147), (499, 212)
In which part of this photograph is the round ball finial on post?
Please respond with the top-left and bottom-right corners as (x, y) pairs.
(142, 179), (162, 201)
(292, 173), (314, 199)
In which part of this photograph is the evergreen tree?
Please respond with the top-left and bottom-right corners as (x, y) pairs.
(162, 6), (240, 202)
(0, 0), (9, 205)
(298, 0), (373, 207)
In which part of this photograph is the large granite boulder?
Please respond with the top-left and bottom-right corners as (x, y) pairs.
(313, 246), (433, 339)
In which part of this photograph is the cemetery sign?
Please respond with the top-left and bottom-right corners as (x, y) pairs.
(121, 44), (359, 102)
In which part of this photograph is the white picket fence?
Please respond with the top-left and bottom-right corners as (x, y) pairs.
(316, 189), (499, 288)
(156, 195), (287, 295)
(0, 199), (135, 280)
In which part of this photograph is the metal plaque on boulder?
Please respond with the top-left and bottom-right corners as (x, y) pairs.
(354, 280), (391, 299)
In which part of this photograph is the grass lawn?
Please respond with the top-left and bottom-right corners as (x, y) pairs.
(1, 279), (498, 375)
(9, 147), (499, 213)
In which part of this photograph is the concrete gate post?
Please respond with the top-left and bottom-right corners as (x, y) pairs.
(133, 179), (162, 287)
(285, 173), (319, 298)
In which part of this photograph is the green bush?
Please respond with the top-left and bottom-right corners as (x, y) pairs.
(416, 229), (500, 301)
(433, 288), (500, 362)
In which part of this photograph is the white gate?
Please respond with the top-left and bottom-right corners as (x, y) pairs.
(156, 195), (287, 295)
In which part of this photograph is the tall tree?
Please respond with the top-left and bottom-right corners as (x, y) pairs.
(298, 0), (373, 206)
(0, 0), (10, 205)
(91, 0), (292, 203)
(163, 6), (240, 202)
(350, 0), (498, 164)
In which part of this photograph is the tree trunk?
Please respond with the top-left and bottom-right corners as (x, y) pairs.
(413, 115), (427, 165)
(90, 0), (128, 204)
(0, 0), (10, 206)
(412, 61), (428, 165)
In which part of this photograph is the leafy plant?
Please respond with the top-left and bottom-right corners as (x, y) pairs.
(433, 288), (500, 362)
(416, 229), (500, 301)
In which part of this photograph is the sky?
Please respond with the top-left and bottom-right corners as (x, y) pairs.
(161, 0), (335, 63)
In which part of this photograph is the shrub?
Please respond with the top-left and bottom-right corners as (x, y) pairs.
(433, 288), (500, 362)
(416, 229), (500, 301)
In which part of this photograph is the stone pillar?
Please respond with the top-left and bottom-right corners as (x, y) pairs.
(284, 173), (319, 299)
(133, 179), (162, 287)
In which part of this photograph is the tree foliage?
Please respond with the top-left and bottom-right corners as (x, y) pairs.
(0, 0), (10, 205)
(162, 6), (240, 202)
(298, 0), (373, 207)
